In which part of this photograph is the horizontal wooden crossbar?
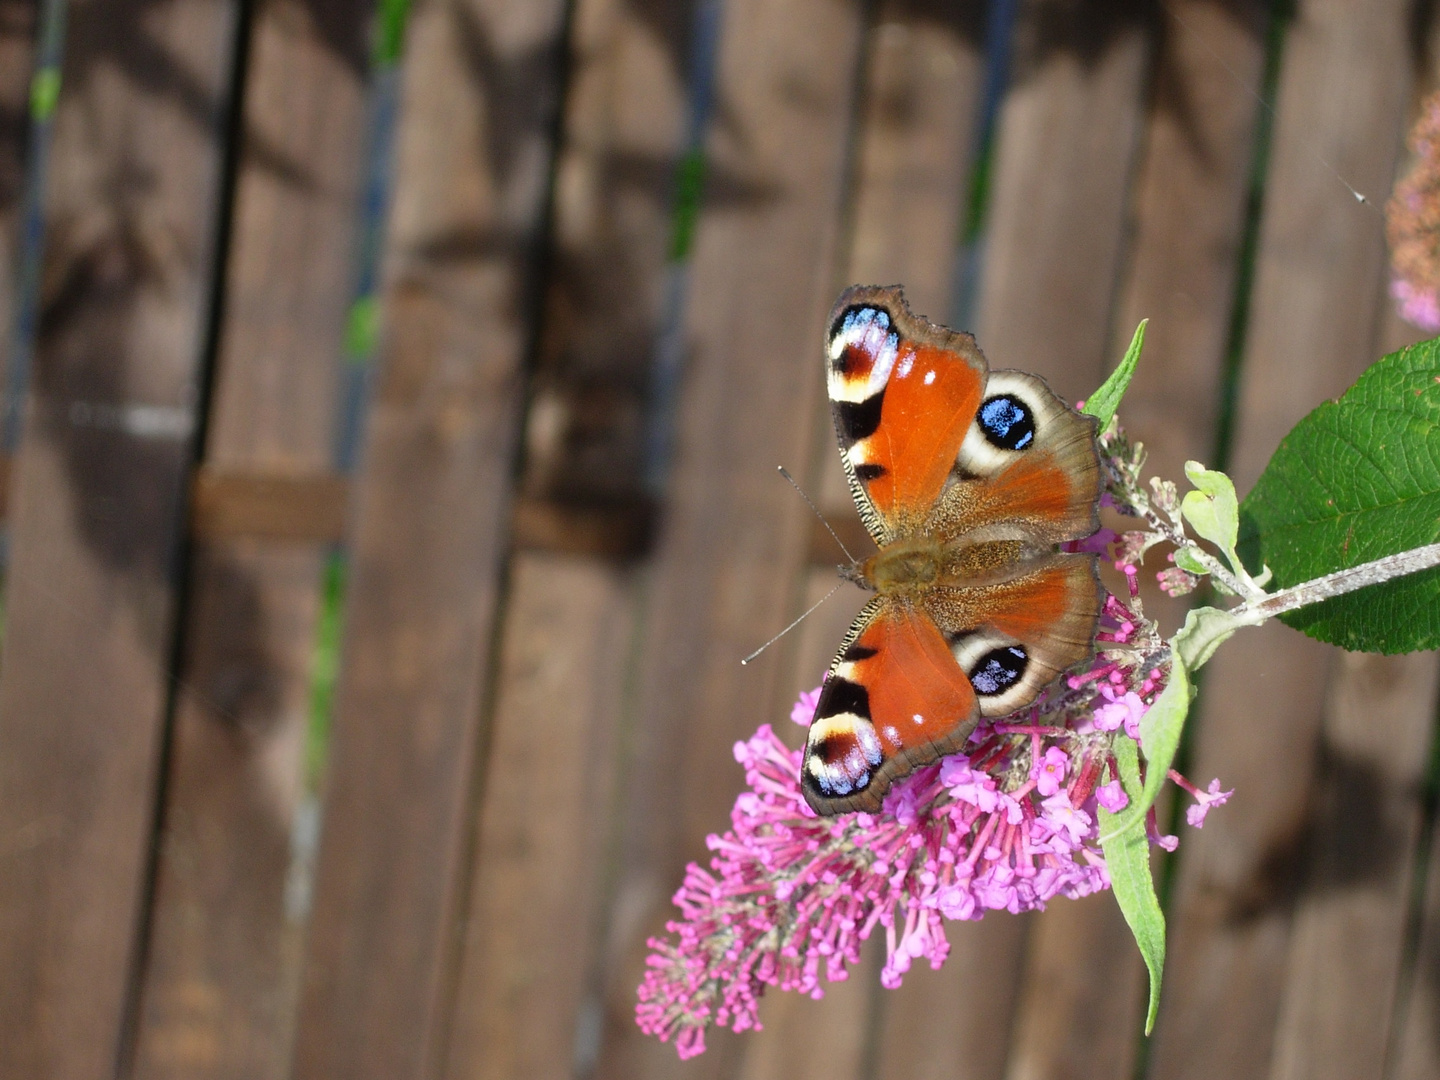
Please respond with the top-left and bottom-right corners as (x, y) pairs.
(0, 459), (871, 564)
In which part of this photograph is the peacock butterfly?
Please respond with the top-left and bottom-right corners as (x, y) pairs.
(802, 285), (1104, 816)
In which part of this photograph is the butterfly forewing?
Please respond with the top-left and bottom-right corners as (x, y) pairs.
(826, 286), (987, 544)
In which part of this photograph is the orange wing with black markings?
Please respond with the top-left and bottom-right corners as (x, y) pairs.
(803, 286), (1104, 816)
(802, 600), (979, 815)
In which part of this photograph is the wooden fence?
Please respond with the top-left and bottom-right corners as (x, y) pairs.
(0, 0), (1438, 1078)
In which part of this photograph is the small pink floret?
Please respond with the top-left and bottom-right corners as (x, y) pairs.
(790, 686), (822, 727)
(1095, 779), (1129, 812)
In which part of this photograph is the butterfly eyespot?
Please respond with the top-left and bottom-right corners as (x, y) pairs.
(969, 645), (1028, 696)
(978, 394), (1035, 451)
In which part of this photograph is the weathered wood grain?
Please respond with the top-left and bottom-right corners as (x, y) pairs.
(972, 0), (1153, 403)
(1148, 1), (1418, 1076)
(1110, 0), (1267, 490)
(1267, 651), (1439, 1080)
(0, 0), (242, 1073)
(1391, 791), (1440, 1080)
(443, 554), (639, 1080)
(127, 0), (368, 1076)
(843, 2), (986, 325)
(589, 0), (868, 1076)
(438, 0), (695, 1076)
(288, 1), (569, 1077)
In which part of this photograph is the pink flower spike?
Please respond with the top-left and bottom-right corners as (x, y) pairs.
(1095, 780), (1129, 812)
(791, 686), (823, 727)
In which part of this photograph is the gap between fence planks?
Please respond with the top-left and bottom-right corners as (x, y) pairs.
(0, 0), (243, 1074)
(126, 0), (370, 1076)
(1148, 1), (1424, 1077)
(287, 1), (570, 1077)
(0, 0), (33, 395)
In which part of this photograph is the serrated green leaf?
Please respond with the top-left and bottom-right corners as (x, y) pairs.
(1083, 319), (1146, 431)
(1238, 340), (1440, 653)
(1098, 656), (1191, 1034)
(1181, 461), (1240, 558)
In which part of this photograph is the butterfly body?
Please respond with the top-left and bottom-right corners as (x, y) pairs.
(802, 286), (1104, 816)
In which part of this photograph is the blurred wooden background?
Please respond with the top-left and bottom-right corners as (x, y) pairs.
(1, 0), (1439, 1078)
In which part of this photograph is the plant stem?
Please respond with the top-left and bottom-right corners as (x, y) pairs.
(1246, 542), (1440, 619)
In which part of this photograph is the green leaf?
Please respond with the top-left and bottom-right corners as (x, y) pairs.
(1238, 340), (1440, 652)
(1083, 319), (1147, 430)
(1171, 604), (1260, 671)
(1173, 546), (1210, 576)
(1098, 656), (1192, 1034)
(1099, 736), (1165, 1034)
(1180, 461), (1241, 560)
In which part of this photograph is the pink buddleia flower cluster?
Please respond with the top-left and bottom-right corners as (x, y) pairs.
(636, 588), (1228, 1058)
(1388, 90), (1440, 331)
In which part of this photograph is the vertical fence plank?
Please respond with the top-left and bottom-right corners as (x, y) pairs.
(445, 554), (640, 1080)
(0, 0), (242, 1073)
(0, 0), (34, 377)
(843, 2), (986, 324)
(590, 0), (867, 1076)
(1267, 651), (1439, 1080)
(1110, 0), (1267, 487)
(288, 1), (568, 1077)
(128, 0), (370, 1076)
(951, 5), (1156, 1078)
(1392, 787), (1440, 1080)
(438, 1), (695, 1077)
(972, 0), (1152, 402)
(1148, 1), (1417, 1077)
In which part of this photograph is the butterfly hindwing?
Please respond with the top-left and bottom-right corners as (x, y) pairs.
(803, 599), (980, 816)
(925, 552), (1102, 718)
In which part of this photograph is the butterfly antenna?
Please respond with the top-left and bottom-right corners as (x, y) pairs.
(777, 465), (856, 563)
(741, 579), (847, 666)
